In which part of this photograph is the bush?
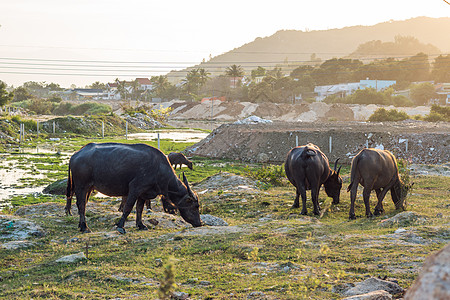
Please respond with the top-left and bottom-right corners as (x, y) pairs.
(391, 95), (414, 107)
(368, 108), (409, 122)
(247, 164), (286, 187)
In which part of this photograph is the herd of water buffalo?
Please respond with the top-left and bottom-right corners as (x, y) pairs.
(64, 142), (411, 233)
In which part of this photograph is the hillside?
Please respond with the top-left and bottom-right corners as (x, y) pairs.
(168, 17), (450, 82)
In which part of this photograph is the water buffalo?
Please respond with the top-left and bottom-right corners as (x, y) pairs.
(285, 143), (342, 216)
(347, 148), (410, 220)
(168, 152), (193, 170)
(65, 143), (202, 233)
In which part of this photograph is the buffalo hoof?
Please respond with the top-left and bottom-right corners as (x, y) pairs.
(313, 210), (321, 216)
(374, 209), (384, 216)
(349, 213), (356, 220)
(291, 204), (300, 209)
(137, 223), (148, 230)
(300, 210), (307, 215)
(65, 208), (72, 216)
(116, 227), (126, 234)
(366, 213), (374, 218)
(80, 227), (91, 233)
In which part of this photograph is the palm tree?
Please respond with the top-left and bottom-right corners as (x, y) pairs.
(151, 75), (171, 99)
(198, 68), (210, 87)
(225, 64), (244, 88)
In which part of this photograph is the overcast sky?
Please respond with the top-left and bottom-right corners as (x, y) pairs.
(0, 0), (449, 87)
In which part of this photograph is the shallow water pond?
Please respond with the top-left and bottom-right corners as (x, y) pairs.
(0, 153), (68, 209)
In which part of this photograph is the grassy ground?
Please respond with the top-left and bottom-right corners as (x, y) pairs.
(0, 138), (449, 299)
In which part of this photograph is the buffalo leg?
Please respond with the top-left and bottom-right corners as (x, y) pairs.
(161, 196), (177, 214)
(65, 195), (73, 216)
(118, 196), (127, 212)
(75, 187), (92, 233)
(116, 191), (138, 234)
(311, 185), (321, 216)
(135, 197), (148, 230)
(374, 189), (385, 215)
(145, 198), (151, 210)
(362, 186), (373, 218)
(349, 181), (358, 220)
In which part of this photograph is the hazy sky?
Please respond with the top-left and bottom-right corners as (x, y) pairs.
(0, 0), (449, 88)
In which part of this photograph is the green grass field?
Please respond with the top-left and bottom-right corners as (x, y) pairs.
(0, 137), (448, 299)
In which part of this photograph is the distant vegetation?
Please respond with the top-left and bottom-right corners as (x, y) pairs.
(368, 105), (450, 122)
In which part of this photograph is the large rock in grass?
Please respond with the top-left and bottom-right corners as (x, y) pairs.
(404, 244), (450, 299)
(378, 212), (427, 228)
(342, 290), (392, 300)
(343, 277), (404, 297)
(43, 179), (67, 195)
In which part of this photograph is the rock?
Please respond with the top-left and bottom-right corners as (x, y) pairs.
(378, 212), (426, 228)
(172, 291), (189, 299)
(257, 153), (270, 163)
(342, 290), (392, 300)
(55, 252), (87, 263)
(201, 214), (228, 226)
(1, 240), (34, 250)
(404, 244), (450, 299)
(247, 291), (266, 299)
(193, 172), (259, 191)
(344, 277), (404, 297)
(0, 215), (45, 240)
(42, 179), (68, 195)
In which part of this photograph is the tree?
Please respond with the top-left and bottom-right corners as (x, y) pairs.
(410, 82), (437, 106)
(0, 81), (13, 106)
(151, 75), (175, 100)
(115, 78), (128, 100)
(225, 64), (244, 88)
(251, 66), (266, 79)
(181, 68), (210, 98)
(89, 81), (106, 89)
(13, 86), (31, 102)
(431, 54), (450, 83)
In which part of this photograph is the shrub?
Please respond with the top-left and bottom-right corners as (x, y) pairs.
(247, 164), (286, 186)
(391, 95), (414, 107)
(368, 108), (409, 122)
(151, 106), (172, 123)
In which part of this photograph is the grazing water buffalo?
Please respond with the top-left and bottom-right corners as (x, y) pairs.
(285, 143), (343, 216)
(65, 143), (202, 233)
(347, 148), (410, 220)
(168, 152), (193, 170)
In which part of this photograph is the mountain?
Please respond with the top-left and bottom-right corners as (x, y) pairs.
(167, 17), (450, 82)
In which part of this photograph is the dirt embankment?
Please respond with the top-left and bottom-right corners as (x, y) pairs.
(187, 121), (450, 165)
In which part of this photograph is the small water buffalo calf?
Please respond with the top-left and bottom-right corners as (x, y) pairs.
(285, 143), (342, 216)
(347, 148), (410, 220)
(66, 143), (202, 233)
(118, 195), (177, 215)
(168, 152), (193, 170)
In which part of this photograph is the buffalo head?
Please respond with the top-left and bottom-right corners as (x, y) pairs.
(177, 173), (202, 227)
(324, 158), (343, 204)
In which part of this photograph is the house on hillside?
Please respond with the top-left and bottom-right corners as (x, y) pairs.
(62, 89), (106, 101)
(136, 78), (153, 90)
(314, 80), (396, 101)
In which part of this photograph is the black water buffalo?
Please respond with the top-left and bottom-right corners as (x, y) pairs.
(285, 143), (342, 216)
(65, 143), (202, 233)
(168, 152), (193, 170)
(347, 148), (410, 220)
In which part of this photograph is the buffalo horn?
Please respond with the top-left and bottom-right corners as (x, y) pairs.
(334, 158), (340, 171)
(337, 166), (342, 175)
